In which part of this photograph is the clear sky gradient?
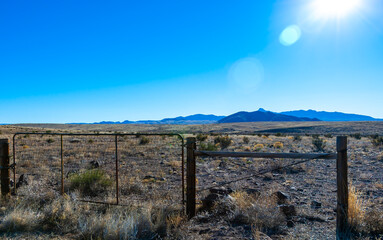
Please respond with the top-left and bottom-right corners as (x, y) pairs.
(1, 0), (383, 123)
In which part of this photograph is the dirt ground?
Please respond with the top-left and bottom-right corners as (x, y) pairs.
(0, 123), (382, 239)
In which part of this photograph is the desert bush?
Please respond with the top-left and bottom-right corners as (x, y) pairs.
(364, 208), (383, 234)
(348, 184), (366, 231)
(200, 142), (218, 151)
(371, 135), (383, 146)
(350, 133), (362, 140)
(227, 191), (285, 236)
(312, 137), (325, 152)
(88, 139), (94, 144)
(0, 207), (42, 232)
(273, 142), (283, 149)
(69, 169), (112, 196)
(139, 136), (150, 145)
(46, 138), (55, 144)
(253, 143), (264, 151)
(293, 135), (302, 141)
(214, 135), (232, 149)
(196, 133), (208, 142)
(40, 198), (78, 232)
(275, 132), (284, 137)
(242, 136), (250, 144)
(324, 133), (333, 138)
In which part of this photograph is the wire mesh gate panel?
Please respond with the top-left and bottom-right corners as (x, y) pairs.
(12, 133), (184, 209)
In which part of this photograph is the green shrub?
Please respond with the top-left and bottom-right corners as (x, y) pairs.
(350, 133), (362, 140)
(46, 138), (55, 144)
(139, 136), (150, 145)
(312, 137), (325, 152)
(199, 142), (218, 151)
(242, 136), (250, 144)
(69, 169), (112, 196)
(214, 135), (232, 149)
(371, 136), (383, 147)
(196, 133), (208, 142)
(293, 135), (302, 141)
(275, 132), (284, 137)
(324, 133), (333, 138)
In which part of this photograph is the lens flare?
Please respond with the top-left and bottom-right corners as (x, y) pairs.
(279, 25), (301, 46)
(228, 57), (264, 93)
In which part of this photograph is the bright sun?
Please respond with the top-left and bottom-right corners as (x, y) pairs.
(312, 0), (361, 18)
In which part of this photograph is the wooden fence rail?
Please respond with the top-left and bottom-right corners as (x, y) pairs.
(186, 136), (349, 239)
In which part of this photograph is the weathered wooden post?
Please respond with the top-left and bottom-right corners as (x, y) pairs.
(0, 139), (10, 198)
(186, 137), (196, 218)
(336, 136), (349, 239)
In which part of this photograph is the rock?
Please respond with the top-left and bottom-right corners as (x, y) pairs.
(89, 160), (99, 168)
(311, 200), (322, 209)
(209, 187), (233, 195)
(263, 173), (273, 181)
(287, 220), (295, 228)
(143, 175), (156, 180)
(16, 174), (28, 188)
(219, 161), (227, 168)
(245, 188), (260, 196)
(279, 204), (296, 218)
(202, 193), (221, 210)
(69, 138), (81, 143)
(273, 191), (289, 204)
(199, 228), (210, 234)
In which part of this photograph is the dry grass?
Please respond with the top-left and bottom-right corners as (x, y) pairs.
(348, 183), (366, 231)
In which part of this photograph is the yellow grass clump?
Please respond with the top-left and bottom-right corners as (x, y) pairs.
(273, 142), (283, 149)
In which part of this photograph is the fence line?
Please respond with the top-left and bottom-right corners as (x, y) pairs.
(186, 136), (349, 240)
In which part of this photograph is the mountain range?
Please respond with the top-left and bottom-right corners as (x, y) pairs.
(90, 109), (382, 125)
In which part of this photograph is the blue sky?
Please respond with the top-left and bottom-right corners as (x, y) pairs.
(1, 0), (383, 123)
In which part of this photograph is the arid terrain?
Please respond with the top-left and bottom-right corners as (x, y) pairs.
(0, 122), (382, 239)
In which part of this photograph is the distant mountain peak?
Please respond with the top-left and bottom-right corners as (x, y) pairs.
(218, 110), (320, 123)
(258, 108), (267, 112)
(281, 109), (382, 121)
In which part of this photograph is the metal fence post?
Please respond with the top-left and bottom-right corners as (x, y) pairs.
(0, 139), (10, 198)
(336, 136), (349, 239)
(186, 137), (196, 218)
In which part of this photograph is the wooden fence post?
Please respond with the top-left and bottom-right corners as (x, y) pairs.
(336, 136), (349, 239)
(186, 137), (196, 219)
(0, 139), (10, 198)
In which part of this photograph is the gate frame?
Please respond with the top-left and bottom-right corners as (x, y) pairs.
(11, 132), (185, 206)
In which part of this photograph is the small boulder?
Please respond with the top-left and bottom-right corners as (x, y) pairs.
(311, 200), (322, 209)
(89, 160), (99, 168)
(273, 191), (289, 205)
(279, 204), (296, 218)
(209, 187), (233, 195)
(16, 174), (28, 188)
(69, 139), (81, 143)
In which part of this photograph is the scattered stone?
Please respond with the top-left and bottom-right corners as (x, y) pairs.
(245, 188), (260, 196)
(263, 173), (273, 181)
(89, 160), (99, 168)
(199, 228), (210, 234)
(311, 200), (322, 209)
(143, 175), (156, 180)
(279, 204), (296, 218)
(210, 187), (233, 195)
(273, 191), (289, 204)
(16, 174), (28, 188)
(69, 138), (81, 143)
(219, 161), (227, 168)
(287, 220), (295, 228)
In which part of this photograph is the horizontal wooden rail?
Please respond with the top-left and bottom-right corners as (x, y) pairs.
(194, 151), (337, 159)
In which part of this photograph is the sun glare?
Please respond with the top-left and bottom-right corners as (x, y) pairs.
(312, 0), (361, 18)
